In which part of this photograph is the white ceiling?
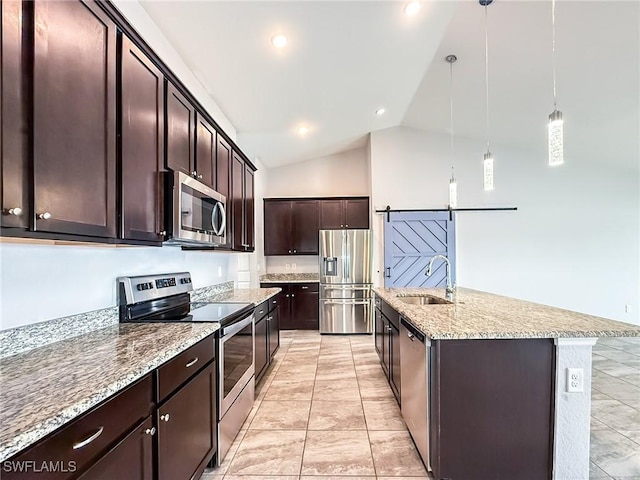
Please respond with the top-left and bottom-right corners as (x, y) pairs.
(140, 1), (639, 169)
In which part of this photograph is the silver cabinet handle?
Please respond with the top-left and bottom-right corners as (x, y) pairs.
(272, 300), (277, 304)
(191, 171), (197, 177)
(345, 224), (349, 227)
(186, 357), (199, 368)
(144, 427), (156, 436)
(6, 207), (22, 216)
(288, 249), (292, 253)
(198, 174), (203, 179)
(301, 286), (309, 289)
(159, 230), (167, 236)
(291, 293), (295, 297)
(160, 413), (170, 422)
(38, 212), (51, 220)
(73, 426), (104, 450)
(340, 224), (344, 227)
(285, 294), (289, 298)
(258, 309), (265, 314)
(407, 332), (415, 340)
(293, 249), (297, 253)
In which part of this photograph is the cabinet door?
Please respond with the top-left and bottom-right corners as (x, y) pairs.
(374, 307), (386, 368)
(166, 82), (195, 176)
(1, 0), (28, 229)
(244, 164), (255, 251)
(268, 306), (280, 359)
(77, 417), (154, 480)
(120, 35), (164, 243)
(389, 321), (401, 401)
(273, 286), (293, 330)
(292, 200), (319, 254)
(344, 198), (369, 229)
(195, 114), (216, 189)
(157, 362), (216, 480)
(216, 135), (232, 248)
(231, 152), (245, 250)
(255, 315), (268, 382)
(264, 201), (292, 255)
(290, 284), (319, 330)
(33, 0), (116, 237)
(319, 199), (344, 229)
(381, 317), (391, 375)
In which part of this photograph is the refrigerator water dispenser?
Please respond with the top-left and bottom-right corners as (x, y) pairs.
(323, 257), (338, 276)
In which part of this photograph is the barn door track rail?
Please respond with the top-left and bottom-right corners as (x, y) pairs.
(375, 205), (518, 222)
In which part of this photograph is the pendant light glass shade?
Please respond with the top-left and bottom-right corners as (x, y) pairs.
(548, 110), (564, 166)
(483, 152), (494, 190)
(448, 177), (458, 208)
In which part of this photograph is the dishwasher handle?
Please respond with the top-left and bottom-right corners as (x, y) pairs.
(400, 317), (426, 343)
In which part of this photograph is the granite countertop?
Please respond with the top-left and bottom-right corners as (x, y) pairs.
(0, 322), (220, 462)
(196, 287), (282, 304)
(259, 273), (320, 284)
(374, 287), (640, 340)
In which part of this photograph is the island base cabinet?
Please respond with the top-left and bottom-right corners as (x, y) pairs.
(430, 339), (554, 480)
(77, 417), (154, 480)
(157, 362), (216, 480)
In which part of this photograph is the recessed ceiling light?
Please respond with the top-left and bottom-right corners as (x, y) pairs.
(376, 108), (386, 116)
(271, 34), (288, 49)
(297, 126), (309, 136)
(403, 1), (421, 16)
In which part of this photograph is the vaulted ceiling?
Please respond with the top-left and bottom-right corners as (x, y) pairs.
(140, 1), (639, 169)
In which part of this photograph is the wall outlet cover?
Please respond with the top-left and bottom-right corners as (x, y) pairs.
(566, 368), (584, 393)
(217, 266), (223, 278)
(285, 264), (290, 270)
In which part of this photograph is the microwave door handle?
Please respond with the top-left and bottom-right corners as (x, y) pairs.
(211, 202), (226, 236)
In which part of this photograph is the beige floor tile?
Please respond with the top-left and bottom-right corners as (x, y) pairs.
(250, 400), (311, 430)
(308, 400), (366, 430)
(228, 430), (306, 475)
(300, 477), (374, 480)
(265, 379), (315, 401)
(362, 398), (406, 430)
(274, 365), (318, 381)
(314, 378), (361, 401)
(301, 430), (375, 476)
(369, 430), (429, 477)
(315, 363), (357, 381)
(358, 378), (395, 400)
(224, 477), (299, 480)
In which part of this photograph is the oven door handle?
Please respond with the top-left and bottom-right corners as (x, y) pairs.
(221, 313), (254, 338)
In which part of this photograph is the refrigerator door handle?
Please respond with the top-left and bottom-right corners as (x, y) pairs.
(322, 300), (370, 305)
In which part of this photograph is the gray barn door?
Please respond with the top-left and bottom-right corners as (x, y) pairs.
(383, 211), (456, 288)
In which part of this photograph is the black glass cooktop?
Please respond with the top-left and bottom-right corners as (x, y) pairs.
(187, 302), (252, 323)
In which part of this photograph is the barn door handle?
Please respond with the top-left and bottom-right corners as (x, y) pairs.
(385, 267), (391, 278)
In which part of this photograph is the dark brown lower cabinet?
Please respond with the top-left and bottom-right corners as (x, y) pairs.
(261, 283), (319, 330)
(374, 296), (400, 403)
(157, 361), (216, 480)
(255, 314), (269, 381)
(268, 306), (280, 358)
(431, 339), (554, 480)
(77, 417), (154, 480)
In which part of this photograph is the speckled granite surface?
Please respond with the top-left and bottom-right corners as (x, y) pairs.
(374, 287), (640, 340)
(195, 287), (281, 305)
(0, 322), (220, 462)
(260, 273), (320, 283)
(0, 307), (118, 359)
(191, 280), (234, 302)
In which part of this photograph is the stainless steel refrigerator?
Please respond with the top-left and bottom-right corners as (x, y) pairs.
(319, 229), (373, 334)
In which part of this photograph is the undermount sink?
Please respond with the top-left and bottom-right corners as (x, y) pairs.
(397, 295), (452, 305)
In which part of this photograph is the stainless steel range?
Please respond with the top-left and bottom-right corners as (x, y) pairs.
(117, 272), (255, 465)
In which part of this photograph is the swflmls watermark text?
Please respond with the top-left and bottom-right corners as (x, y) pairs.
(2, 460), (77, 473)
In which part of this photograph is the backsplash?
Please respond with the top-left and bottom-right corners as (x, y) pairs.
(265, 255), (319, 274)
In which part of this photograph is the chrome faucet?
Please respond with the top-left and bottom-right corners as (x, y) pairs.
(425, 255), (455, 296)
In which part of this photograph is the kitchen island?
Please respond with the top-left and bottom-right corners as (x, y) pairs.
(373, 287), (640, 480)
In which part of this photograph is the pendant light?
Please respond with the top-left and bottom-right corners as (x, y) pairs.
(446, 54), (458, 208)
(548, 0), (564, 166)
(481, 0), (494, 190)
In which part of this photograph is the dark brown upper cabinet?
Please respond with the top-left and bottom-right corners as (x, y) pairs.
(120, 34), (165, 243)
(264, 200), (320, 255)
(195, 113), (216, 189)
(216, 135), (232, 249)
(165, 82), (195, 176)
(319, 198), (369, 229)
(231, 152), (255, 252)
(1, 0), (28, 230)
(32, 0), (117, 238)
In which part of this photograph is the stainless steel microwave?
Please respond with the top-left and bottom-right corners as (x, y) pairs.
(165, 171), (227, 246)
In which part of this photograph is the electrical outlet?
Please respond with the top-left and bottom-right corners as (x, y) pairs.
(257, 263), (261, 271)
(292, 263), (297, 270)
(285, 264), (290, 270)
(566, 368), (584, 393)
(625, 304), (632, 313)
(217, 266), (223, 278)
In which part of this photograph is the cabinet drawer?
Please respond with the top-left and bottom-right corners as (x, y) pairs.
(291, 282), (319, 293)
(254, 300), (269, 319)
(5, 374), (153, 480)
(157, 336), (214, 403)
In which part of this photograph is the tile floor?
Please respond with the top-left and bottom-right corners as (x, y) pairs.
(201, 332), (640, 480)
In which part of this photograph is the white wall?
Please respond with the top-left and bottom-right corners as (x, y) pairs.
(266, 256), (319, 275)
(266, 147), (370, 198)
(370, 126), (639, 324)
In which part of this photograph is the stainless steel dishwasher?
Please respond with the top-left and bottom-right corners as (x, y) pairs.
(400, 317), (431, 471)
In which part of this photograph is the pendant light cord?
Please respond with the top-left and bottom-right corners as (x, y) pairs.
(484, 5), (490, 153)
(552, 0), (557, 108)
(449, 59), (455, 177)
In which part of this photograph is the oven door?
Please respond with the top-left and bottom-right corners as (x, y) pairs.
(219, 313), (255, 418)
(172, 171), (226, 246)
